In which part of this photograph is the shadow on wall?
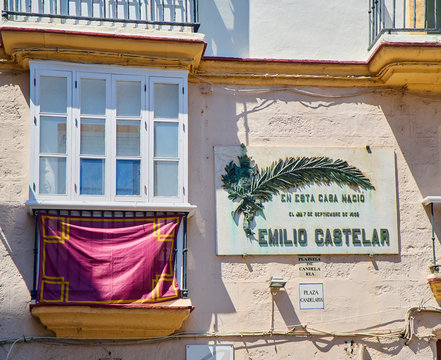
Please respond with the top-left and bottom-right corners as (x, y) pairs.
(0, 205), (47, 335)
(199, 0), (250, 58)
(185, 84), (242, 331)
(0, 206), (34, 292)
(378, 91), (441, 262)
(0, 205), (34, 290)
(187, 84), (441, 345)
(273, 290), (300, 330)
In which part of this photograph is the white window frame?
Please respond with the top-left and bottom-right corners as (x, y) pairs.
(30, 69), (74, 201)
(111, 74), (147, 203)
(149, 76), (187, 204)
(74, 71), (112, 203)
(28, 61), (190, 210)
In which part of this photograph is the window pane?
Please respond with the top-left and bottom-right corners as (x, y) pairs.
(117, 120), (140, 156)
(116, 160), (140, 195)
(81, 79), (106, 115)
(80, 159), (104, 195)
(39, 157), (66, 194)
(154, 83), (179, 119)
(154, 161), (178, 197)
(40, 116), (66, 154)
(81, 118), (105, 155)
(116, 81), (141, 117)
(154, 122), (178, 158)
(40, 76), (67, 114)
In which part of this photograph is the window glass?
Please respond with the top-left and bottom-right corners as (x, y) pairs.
(81, 79), (106, 115)
(154, 161), (178, 196)
(32, 64), (187, 203)
(117, 120), (140, 156)
(40, 76), (67, 114)
(40, 117), (66, 154)
(80, 159), (105, 195)
(154, 83), (179, 119)
(116, 81), (141, 117)
(154, 122), (178, 158)
(116, 160), (140, 195)
(39, 157), (66, 194)
(81, 118), (105, 155)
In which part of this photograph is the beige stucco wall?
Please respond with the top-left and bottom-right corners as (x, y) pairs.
(1, 76), (441, 359)
(185, 84), (441, 359)
(0, 70), (42, 335)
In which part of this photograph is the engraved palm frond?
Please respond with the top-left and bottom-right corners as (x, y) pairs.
(221, 146), (375, 238)
(251, 157), (375, 201)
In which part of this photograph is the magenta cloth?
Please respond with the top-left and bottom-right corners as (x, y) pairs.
(36, 213), (183, 305)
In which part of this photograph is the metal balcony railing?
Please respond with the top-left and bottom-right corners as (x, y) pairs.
(369, 0), (441, 47)
(2, 0), (199, 31)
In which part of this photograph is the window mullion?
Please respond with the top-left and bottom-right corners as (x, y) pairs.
(31, 68), (39, 196)
(66, 72), (73, 200)
(141, 75), (148, 202)
(106, 76), (114, 202)
(177, 81), (184, 197)
(73, 71), (81, 200)
(148, 77), (154, 203)
(180, 77), (188, 203)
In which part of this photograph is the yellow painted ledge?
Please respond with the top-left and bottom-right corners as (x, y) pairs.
(31, 300), (193, 338)
(368, 42), (441, 92)
(192, 58), (376, 88)
(1, 26), (441, 91)
(191, 42), (441, 92)
(0, 26), (206, 70)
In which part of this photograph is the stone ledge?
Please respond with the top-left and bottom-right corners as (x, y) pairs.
(31, 300), (193, 338)
(193, 41), (441, 92)
(0, 26), (206, 70)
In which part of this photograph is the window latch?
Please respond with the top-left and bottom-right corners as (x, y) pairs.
(144, 185), (147, 195)
(74, 184), (77, 193)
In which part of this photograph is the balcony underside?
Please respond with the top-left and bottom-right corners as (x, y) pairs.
(31, 300), (193, 338)
(0, 25), (205, 70)
(192, 38), (441, 92)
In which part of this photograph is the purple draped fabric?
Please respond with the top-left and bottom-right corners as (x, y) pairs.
(36, 213), (182, 305)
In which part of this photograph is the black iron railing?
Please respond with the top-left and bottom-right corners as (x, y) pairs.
(370, 0), (441, 47)
(3, 0), (199, 31)
(31, 209), (189, 300)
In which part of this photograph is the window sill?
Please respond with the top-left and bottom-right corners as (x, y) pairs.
(30, 299), (193, 338)
(25, 200), (197, 215)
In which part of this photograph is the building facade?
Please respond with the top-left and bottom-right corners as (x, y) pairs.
(1, 0), (441, 359)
